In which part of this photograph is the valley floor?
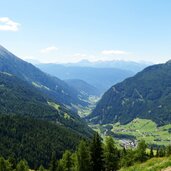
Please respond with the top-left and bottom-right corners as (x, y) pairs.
(90, 118), (171, 147)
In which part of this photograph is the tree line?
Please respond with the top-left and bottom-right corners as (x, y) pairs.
(0, 133), (171, 171)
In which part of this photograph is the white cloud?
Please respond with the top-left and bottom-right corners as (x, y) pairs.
(0, 17), (20, 31)
(40, 46), (59, 53)
(101, 50), (128, 55)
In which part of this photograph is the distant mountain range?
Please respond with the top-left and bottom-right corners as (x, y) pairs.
(63, 59), (151, 72)
(0, 45), (89, 110)
(36, 64), (136, 94)
(88, 61), (171, 126)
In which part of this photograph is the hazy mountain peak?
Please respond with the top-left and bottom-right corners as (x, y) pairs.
(166, 59), (171, 65)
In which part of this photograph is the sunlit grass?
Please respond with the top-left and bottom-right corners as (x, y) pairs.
(120, 156), (171, 171)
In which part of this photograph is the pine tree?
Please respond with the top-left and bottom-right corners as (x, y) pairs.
(57, 160), (63, 171)
(166, 145), (171, 156)
(49, 152), (57, 171)
(158, 147), (165, 157)
(156, 148), (159, 157)
(71, 153), (77, 171)
(135, 140), (147, 162)
(90, 132), (104, 171)
(38, 165), (46, 171)
(149, 146), (154, 158)
(120, 147), (127, 158)
(76, 140), (90, 171)
(16, 160), (29, 171)
(123, 147), (126, 154)
(0, 157), (12, 171)
(59, 150), (73, 171)
(8, 156), (16, 170)
(120, 149), (135, 167)
(103, 136), (118, 171)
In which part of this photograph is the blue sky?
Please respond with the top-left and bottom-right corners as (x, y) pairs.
(0, 0), (171, 63)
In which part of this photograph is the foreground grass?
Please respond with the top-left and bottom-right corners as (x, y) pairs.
(120, 156), (171, 171)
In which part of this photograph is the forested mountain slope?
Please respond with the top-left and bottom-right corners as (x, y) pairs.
(0, 71), (94, 168)
(65, 79), (100, 97)
(0, 45), (88, 109)
(0, 114), (88, 168)
(0, 72), (93, 138)
(88, 61), (171, 126)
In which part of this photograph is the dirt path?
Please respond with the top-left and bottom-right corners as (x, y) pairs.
(161, 167), (171, 171)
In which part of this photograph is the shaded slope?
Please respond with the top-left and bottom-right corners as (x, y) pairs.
(0, 45), (88, 109)
(0, 72), (93, 138)
(65, 79), (100, 97)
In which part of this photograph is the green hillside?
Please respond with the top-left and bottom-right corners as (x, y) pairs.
(88, 61), (171, 126)
(0, 114), (88, 168)
(0, 72), (93, 139)
(120, 156), (171, 171)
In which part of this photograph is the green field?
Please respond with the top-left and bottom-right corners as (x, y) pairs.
(90, 118), (171, 146)
(120, 156), (171, 171)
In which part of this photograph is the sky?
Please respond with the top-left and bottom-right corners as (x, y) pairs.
(0, 0), (171, 64)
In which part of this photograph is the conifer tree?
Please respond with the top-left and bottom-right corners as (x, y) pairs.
(38, 165), (46, 171)
(158, 147), (165, 157)
(59, 150), (73, 171)
(16, 160), (29, 171)
(8, 156), (16, 170)
(149, 146), (154, 158)
(56, 160), (63, 171)
(49, 151), (57, 171)
(123, 147), (126, 154)
(120, 149), (135, 167)
(156, 148), (159, 157)
(135, 140), (147, 162)
(90, 132), (104, 171)
(0, 157), (12, 171)
(103, 136), (118, 171)
(71, 153), (77, 171)
(166, 145), (171, 156)
(76, 140), (90, 171)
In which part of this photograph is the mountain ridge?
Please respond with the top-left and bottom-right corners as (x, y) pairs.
(63, 59), (151, 72)
(0, 45), (88, 110)
(36, 63), (135, 93)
